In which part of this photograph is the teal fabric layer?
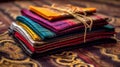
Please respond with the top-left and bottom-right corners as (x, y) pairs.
(16, 16), (56, 40)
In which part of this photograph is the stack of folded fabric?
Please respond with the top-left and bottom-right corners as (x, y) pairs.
(9, 4), (116, 56)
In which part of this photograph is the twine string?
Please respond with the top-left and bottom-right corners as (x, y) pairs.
(43, 4), (93, 42)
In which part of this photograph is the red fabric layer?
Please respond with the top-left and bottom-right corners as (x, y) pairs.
(15, 32), (35, 52)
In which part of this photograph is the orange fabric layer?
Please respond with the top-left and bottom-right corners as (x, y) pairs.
(29, 6), (96, 21)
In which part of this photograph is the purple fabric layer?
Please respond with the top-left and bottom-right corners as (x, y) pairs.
(21, 9), (108, 35)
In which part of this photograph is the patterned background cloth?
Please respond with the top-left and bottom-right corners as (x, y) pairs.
(0, 0), (120, 67)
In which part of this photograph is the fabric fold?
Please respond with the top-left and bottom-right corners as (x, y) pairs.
(21, 9), (108, 35)
(17, 22), (41, 41)
(16, 16), (56, 40)
(8, 5), (117, 56)
(10, 22), (45, 45)
(11, 30), (115, 54)
(9, 24), (115, 54)
(29, 5), (96, 21)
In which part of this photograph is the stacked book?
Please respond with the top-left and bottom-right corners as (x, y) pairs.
(9, 5), (116, 56)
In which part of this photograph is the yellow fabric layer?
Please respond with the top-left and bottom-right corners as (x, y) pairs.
(29, 5), (96, 21)
(29, 6), (62, 20)
(17, 22), (41, 41)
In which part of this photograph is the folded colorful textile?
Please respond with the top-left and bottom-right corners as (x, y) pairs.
(17, 22), (41, 41)
(10, 30), (115, 54)
(9, 25), (115, 54)
(15, 31), (35, 52)
(34, 37), (116, 57)
(10, 22), (35, 46)
(21, 9), (108, 35)
(8, 29), (33, 55)
(10, 22), (45, 45)
(8, 4), (117, 57)
(29, 5), (96, 21)
(16, 16), (56, 40)
(15, 36), (33, 55)
(11, 30), (116, 56)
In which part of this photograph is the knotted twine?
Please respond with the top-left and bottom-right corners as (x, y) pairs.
(43, 4), (93, 42)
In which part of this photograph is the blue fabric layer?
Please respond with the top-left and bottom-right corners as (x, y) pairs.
(16, 16), (56, 40)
